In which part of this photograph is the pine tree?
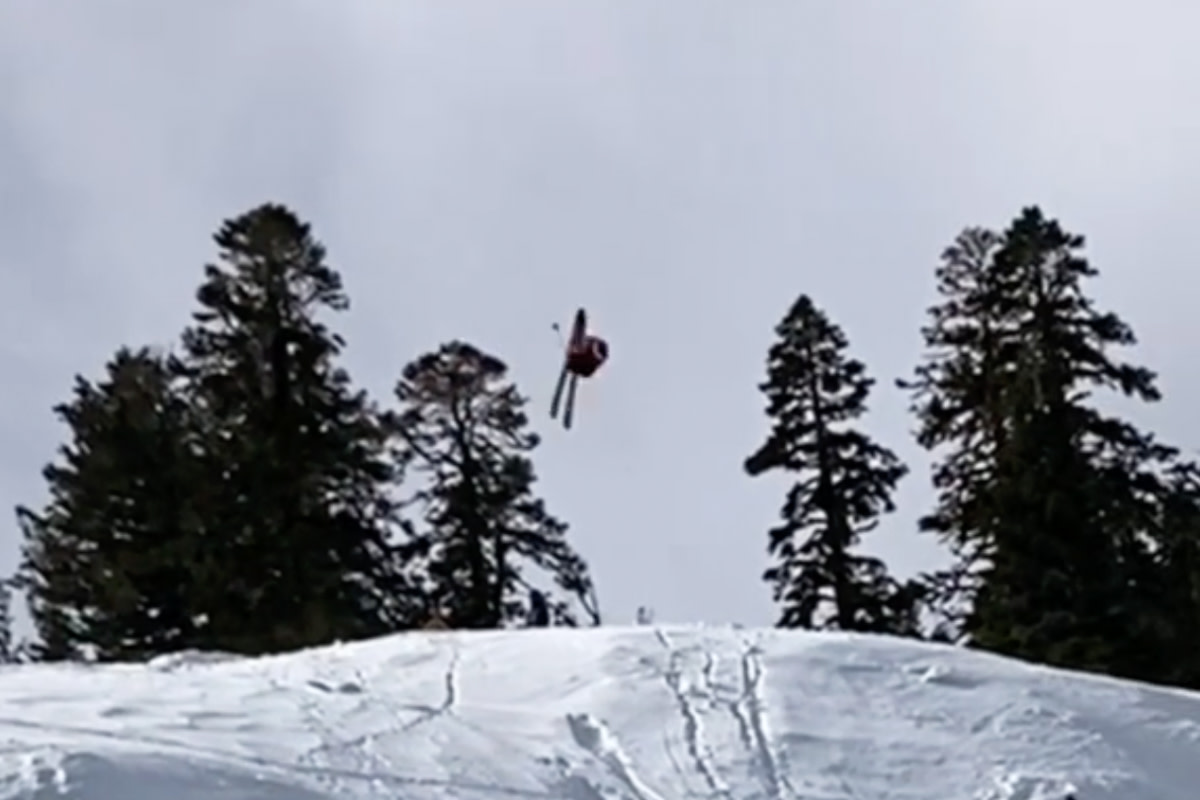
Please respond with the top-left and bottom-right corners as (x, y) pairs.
(745, 294), (916, 633)
(171, 203), (414, 653)
(389, 341), (599, 629)
(14, 348), (205, 661)
(906, 206), (1187, 679)
(1148, 463), (1200, 687)
(898, 226), (1014, 639)
(0, 578), (14, 663)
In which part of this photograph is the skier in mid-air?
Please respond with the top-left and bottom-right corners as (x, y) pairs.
(550, 307), (609, 429)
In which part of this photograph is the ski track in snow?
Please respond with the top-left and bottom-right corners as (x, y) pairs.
(652, 627), (788, 799)
(0, 626), (1198, 799)
(566, 711), (666, 800)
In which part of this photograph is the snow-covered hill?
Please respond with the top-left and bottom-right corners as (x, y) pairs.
(0, 626), (1197, 799)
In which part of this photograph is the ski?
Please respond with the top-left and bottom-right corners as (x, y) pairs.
(549, 363), (569, 420)
(550, 308), (586, 426)
(562, 373), (579, 430)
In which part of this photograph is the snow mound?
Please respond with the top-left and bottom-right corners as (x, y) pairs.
(146, 650), (245, 672)
(0, 625), (1198, 799)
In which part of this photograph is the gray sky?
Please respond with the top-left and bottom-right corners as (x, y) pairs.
(2, 1), (1199, 633)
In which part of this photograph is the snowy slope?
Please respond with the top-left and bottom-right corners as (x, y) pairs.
(0, 626), (1198, 799)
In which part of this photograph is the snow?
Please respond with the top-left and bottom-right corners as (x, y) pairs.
(1, 626), (1198, 799)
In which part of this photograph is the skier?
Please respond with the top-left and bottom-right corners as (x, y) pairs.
(565, 332), (609, 378)
(550, 307), (609, 429)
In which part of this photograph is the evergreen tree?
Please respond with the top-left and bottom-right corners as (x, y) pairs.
(14, 348), (205, 661)
(898, 226), (1013, 640)
(1148, 463), (1200, 686)
(906, 206), (1188, 680)
(0, 577), (14, 663)
(171, 203), (415, 653)
(389, 341), (599, 629)
(745, 294), (917, 634)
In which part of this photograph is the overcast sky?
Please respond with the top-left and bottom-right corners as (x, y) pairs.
(2, 1), (1199, 634)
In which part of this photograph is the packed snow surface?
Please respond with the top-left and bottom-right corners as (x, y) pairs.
(1, 626), (1198, 799)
